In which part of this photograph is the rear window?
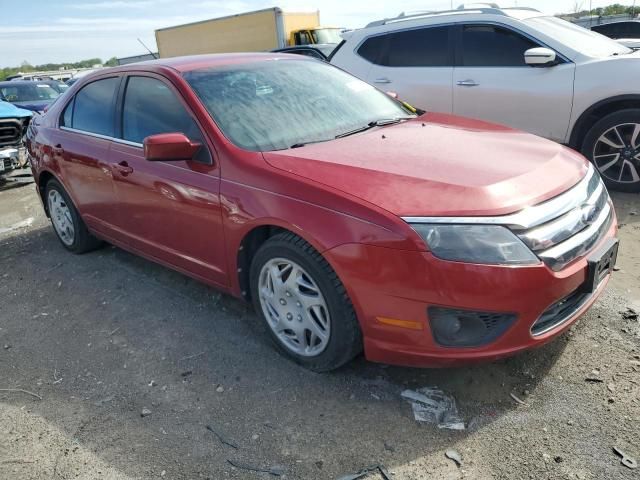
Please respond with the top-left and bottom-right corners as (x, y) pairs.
(71, 77), (119, 137)
(358, 26), (452, 67)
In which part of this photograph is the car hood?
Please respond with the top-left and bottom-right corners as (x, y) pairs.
(0, 100), (33, 119)
(11, 100), (53, 112)
(262, 113), (588, 217)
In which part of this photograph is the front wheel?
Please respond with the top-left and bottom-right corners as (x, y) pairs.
(249, 232), (362, 372)
(581, 109), (640, 193)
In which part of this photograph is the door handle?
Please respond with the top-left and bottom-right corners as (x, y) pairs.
(115, 161), (133, 176)
(373, 78), (392, 84)
(52, 144), (64, 155)
(457, 79), (479, 87)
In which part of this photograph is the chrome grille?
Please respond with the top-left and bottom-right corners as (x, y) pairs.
(513, 165), (613, 271)
(402, 164), (614, 272)
(531, 288), (590, 335)
(0, 118), (24, 147)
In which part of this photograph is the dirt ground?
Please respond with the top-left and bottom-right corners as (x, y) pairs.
(0, 173), (638, 480)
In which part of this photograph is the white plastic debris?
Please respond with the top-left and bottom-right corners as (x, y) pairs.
(401, 387), (465, 430)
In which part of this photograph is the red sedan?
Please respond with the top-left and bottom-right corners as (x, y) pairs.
(27, 54), (618, 371)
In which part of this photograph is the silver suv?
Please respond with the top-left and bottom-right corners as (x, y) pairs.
(331, 6), (640, 191)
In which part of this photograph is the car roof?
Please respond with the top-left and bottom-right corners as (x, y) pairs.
(113, 53), (306, 74)
(365, 6), (544, 28)
(0, 80), (54, 86)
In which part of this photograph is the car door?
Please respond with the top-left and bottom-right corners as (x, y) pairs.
(108, 74), (227, 287)
(53, 76), (124, 237)
(360, 25), (455, 113)
(452, 23), (575, 142)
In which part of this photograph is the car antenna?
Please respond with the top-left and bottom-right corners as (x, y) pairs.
(137, 38), (158, 59)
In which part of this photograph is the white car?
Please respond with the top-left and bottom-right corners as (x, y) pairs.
(331, 6), (640, 192)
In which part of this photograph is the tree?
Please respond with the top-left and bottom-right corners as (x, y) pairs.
(19, 61), (34, 72)
(104, 57), (118, 67)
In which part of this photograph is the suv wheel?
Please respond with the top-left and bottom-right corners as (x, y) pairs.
(45, 179), (102, 253)
(582, 109), (640, 192)
(249, 232), (362, 372)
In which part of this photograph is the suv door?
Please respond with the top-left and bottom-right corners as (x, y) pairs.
(452, 23), (575, 142)
(109, 74), (227, 287)
(54, 76), (123, 237)
(360, 25), (454, 113)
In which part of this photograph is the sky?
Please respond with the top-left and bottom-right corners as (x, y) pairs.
(0, 0), (637, 67)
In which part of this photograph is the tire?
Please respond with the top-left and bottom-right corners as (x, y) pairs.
(581, 109), (640, 193)
(45, 178), (102, 253)
(249, 232), (362, 372)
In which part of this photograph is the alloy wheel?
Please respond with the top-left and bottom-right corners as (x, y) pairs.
(48, 189), (75, 246)
(258, 258), (331, 357)
(592, 122), (640, 184)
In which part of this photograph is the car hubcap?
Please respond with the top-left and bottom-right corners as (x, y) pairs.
(48, 190), (75, 246)
(593, 123), (640, 184)
(258, 258), (330, 357)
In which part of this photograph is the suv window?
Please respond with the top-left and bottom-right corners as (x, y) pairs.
(462, 25), (539, 67)
(593, 22), (640, 38)
(72, 77), (120, 136)
(122, 76), (211, 163)
(358, 26), (452, 67)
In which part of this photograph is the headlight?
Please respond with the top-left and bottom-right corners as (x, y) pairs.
(410, 224), (539, 265)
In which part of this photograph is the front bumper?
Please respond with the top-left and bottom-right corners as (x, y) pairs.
(0, 146), (27, 174)
(324, 218), (617, 367)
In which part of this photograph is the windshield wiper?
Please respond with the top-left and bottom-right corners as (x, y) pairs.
(289, 138), (334, 149)
(334, 118), (409, 139)
(289, 118), (411, 148)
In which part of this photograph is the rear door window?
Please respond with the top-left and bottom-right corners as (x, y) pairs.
(121, 76), (211, 163)
(72, 77), (120, 136)
(358, 26), (453, 67)
(461, 24), (539, 66)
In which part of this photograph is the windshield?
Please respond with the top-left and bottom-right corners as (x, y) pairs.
(0, 83), (60, 103)
(526, 16), (631, 57)
(185, 60), (415, 152)
(311, 28), (343, 44)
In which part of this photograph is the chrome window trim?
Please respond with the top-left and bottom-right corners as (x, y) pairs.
(60, 126), (143, 147)
(402, 164), (595, 230)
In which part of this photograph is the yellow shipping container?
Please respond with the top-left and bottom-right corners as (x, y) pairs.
(155, 7), (321, 58)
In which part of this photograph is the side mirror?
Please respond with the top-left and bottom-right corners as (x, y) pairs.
(143, 133), (200, 162)
(524, 47), (557, 67)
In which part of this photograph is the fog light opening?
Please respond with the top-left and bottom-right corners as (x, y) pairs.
(428, 307), (516, 348)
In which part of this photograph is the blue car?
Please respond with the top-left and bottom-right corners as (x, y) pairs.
(0, 80), (60, 113)
(0, 100), (32, 175)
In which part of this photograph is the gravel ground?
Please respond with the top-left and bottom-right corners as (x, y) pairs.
(0, 177), (638, 480)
